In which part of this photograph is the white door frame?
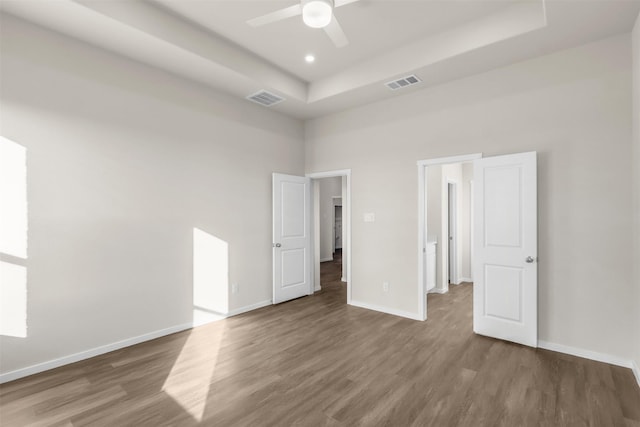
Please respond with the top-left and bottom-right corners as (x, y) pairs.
(306, 169), (352, 304)
(469, 180), (474, 282)
(417, 154), (482, 321)
(447, 180), (458, 286)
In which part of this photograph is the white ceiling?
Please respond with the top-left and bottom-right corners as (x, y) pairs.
(2, 0), (640, 119)
(154, 0), (516, 82)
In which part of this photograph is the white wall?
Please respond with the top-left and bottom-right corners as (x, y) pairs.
(319, 177), (342, 261)
(0, 15), (304, 376)
(306, 34), (635, 360)
(632, 12), (640, 378)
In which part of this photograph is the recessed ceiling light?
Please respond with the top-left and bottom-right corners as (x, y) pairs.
(305, 54), (316, 63)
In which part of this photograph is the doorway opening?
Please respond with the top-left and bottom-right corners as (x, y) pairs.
(307, 170), (351, 304)
(418, 152), (538, 347)
(334, 204), (343, 253)
(417, 154), (481, 320)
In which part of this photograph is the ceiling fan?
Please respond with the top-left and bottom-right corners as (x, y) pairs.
(247, 0), (361, 48)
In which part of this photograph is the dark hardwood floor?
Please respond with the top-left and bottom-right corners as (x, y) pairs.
(1, 252), (639, 426)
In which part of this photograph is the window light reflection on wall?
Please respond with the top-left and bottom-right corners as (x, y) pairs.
(0, 136), (28, 338)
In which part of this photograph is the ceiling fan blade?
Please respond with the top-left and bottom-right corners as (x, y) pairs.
(323, 16), (349, 48)
(334, 0), (361, 7)
(247, 4), (302, 27)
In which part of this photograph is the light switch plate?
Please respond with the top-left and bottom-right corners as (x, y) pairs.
(364, 213), (375, 222)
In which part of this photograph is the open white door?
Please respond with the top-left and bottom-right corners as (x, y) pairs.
(473, 152), (537, 347)
(273, 173), (312, 304)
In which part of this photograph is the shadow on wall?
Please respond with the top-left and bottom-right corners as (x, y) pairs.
(0, 136), (28, 338)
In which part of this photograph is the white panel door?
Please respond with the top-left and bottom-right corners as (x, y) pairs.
(273, 173), (311, 304)
(473, 152), (537, 347)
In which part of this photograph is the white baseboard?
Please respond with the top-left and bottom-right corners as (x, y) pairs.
(0, 300), (273, 384)
(349, 300), (422, 321)
(428, 287), (448, 294)
(632, 360), (640, 388)
(314, 284), (321, 292)
(226, 299), (272, 317)
(320, 257), (333, 262)
(341, 277), (346, 282)
(537, 340), (633, 369)
(0, 322), (193, 384)
(458, 277), (473, 283)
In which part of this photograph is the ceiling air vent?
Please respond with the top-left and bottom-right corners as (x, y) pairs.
(385, 74), (422, 90)
(246, 90), (285, 107)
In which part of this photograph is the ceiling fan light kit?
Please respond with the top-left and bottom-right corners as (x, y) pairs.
(247, 0), (352, 48)
(302, 0), (333, 28)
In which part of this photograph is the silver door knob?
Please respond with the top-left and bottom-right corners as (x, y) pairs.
(273, 243), (282, 248)
(526, 256), (535, 263)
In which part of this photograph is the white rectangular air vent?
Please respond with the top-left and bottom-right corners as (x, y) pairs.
(246, 90), (285, 107)
(385, 75), (421, 90)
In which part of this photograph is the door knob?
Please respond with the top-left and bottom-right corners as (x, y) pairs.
(526, 256), (535, 263)
(273, 243), (282, 248)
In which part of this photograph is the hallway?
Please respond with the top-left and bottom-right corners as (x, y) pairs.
(317, 249), (345, 303)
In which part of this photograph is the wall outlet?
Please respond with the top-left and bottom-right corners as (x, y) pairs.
(231, 283), (239, 294)
(364, 213), (375, 222)
(383, 281), (389, 292)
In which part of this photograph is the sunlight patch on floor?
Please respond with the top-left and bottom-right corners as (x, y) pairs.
(162, 327), (224, 422)
(161, 227), (230, 421)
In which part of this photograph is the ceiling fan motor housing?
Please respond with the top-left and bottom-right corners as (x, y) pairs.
(302, 0), (334, 28)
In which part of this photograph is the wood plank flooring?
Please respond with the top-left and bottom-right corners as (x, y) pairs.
(2, 253), (639, 426)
